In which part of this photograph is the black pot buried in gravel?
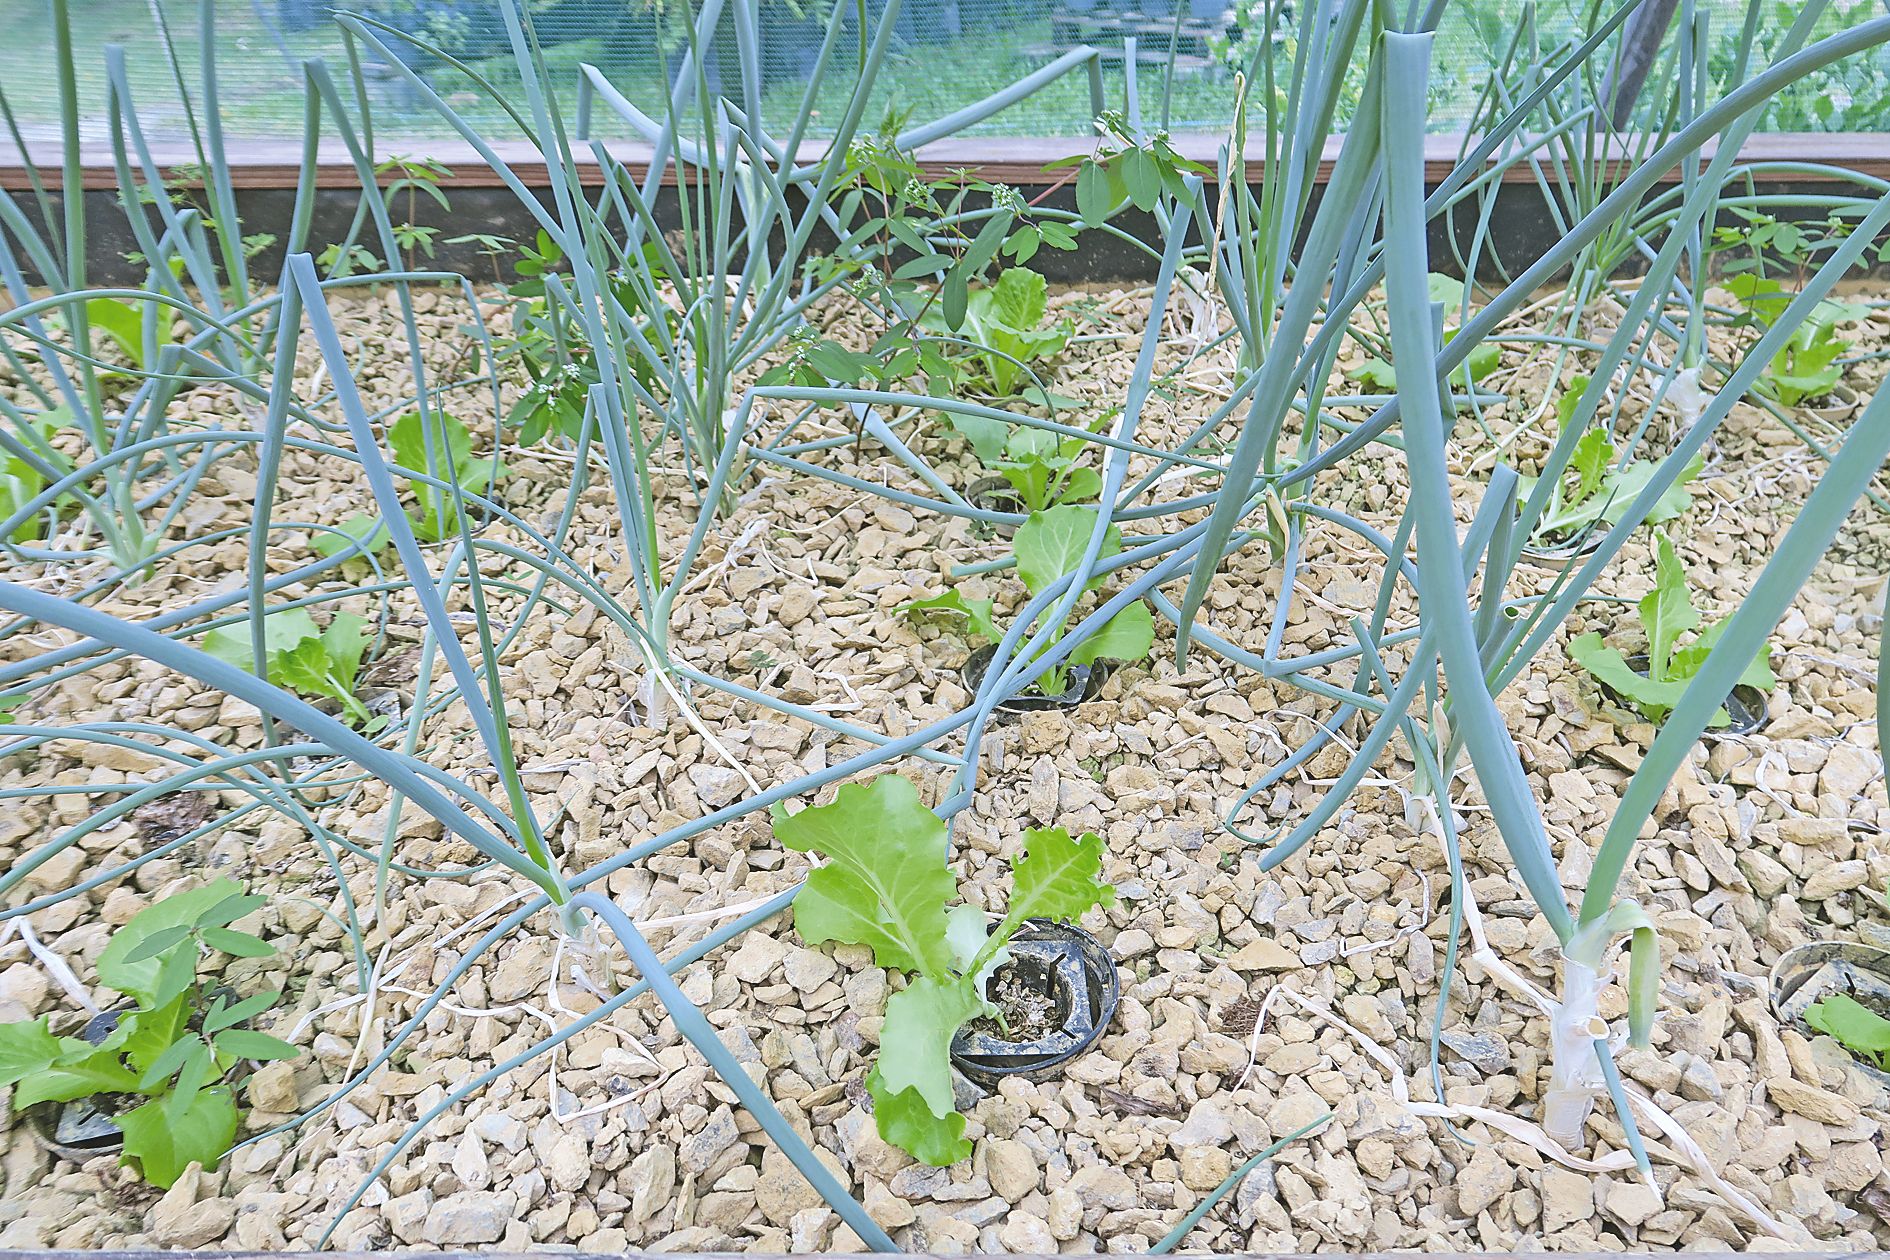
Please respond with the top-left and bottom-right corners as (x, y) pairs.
(966, 476), (1026, 540)
(950, 920), (1119, 1086)
(1519, 530), (1603, 567)
(1606, 653), (1766, 737)
(1770, 940), (1890, 1088)
(39, 1009), (129, 1161)
(961, 643), (1105, 716)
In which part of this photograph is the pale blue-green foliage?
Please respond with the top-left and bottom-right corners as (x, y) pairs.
(4, 0), (1890, 1243)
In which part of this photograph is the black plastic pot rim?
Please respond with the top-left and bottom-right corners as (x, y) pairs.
(1602, 653), (1767, 737)
(949, 918), (1119, 1087)
(960, 641), (1106, 715)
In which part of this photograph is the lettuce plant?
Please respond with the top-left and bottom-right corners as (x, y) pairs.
(952, 421), (1102, 514)
(203, 608), (376, 728)
(904, 505), (1155, 695)
(1517, 378), (1699, 547)
(315, 412), (504, 558)
(1569, 532), (1775, 725)
(0, 880), (298, 1188)
(1805, 994), (1890, 1070)
(930, 267), (1073, 398)
(771, 775), (1112, 1165)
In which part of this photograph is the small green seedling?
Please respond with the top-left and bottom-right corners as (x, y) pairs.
(951, 419), (1102, 513)
(0, 879), (299, 1188)
(1724, 274), (1861, 409)
(1348, 275), (1502, 395)
(1518, 377), (1700, 547)
(1, 409), (76, 544)
(772, 775), (1112, 1165)
(1568, 532), (1775, 726)
(203, 607), (377, 728)
(1805, 994), (1890, 1070)
(903, 504), (1155, 696)
(929, 267), (1073, 398)
(318, 412), (505, 558)
(83, 297), (175, 375)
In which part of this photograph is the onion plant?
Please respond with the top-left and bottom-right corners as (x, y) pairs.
(5, 0), (1890, 1246)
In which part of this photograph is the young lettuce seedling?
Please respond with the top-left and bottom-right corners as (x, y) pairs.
(1724, 274), (1862, 408)
(930, 267), (1073, 399)
(0, 879), (299, 1187)
(1517, 377), (1700, 548)
(315, 412), (505, 559)
(203, 607), (377, 728)
(1568, 532), (1775, 725)
(771, 775), (1112, 1165)
(950, 419), (1103, 513)
(1805, 994), (1890, 1071)
(903, 505), (1155, 695)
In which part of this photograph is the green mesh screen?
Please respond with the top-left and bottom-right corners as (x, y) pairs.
(1, 1), (1884, 148)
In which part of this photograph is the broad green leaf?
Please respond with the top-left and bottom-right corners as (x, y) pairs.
(84, 297), (166, 372)
(212, 1028), (299, 1061)
(1121, 147), (1161, 212)
(1347, 357), (1398, 391)
(1555, 376), (1590, 429)
(200, 608), (321, 672)
(98, 879), (244, 1004)
(197, 892), (267, 929)
(1671, 619), (1776, 691)
(1075, 160), (1113, 226)
(200, 927), (274, 958)
(0, 1017), (62, 1086)
(867, 1068), (971, 1166)
(1601, 454), (1699, 526)
(1570, 427), (1614, 501)
(1001, 827), (1115, 929)
(1569, 632), (1689, 722)
(1067, 602), (1154, 667)
(996, 456), (1056, 513)
(12, 1047), (139, 1107)
(875, 974), (985, 1118)
(1806, 994), (1890, 1066)
(944, 904), (1007, 995)
(312, 513), (389, 560)
(771, 776), (957, 979)
(118, 1085), (239, 1188)
(1426, 273), (1466, 309)
(1639, 534), (1701, 681)
(990, 267), (1048, 331)
(901, 591), (1000, 644)
(388, 410), (475, 475)
(1013, 505), (1122, 598)
(948, 414), (1008, 465)
(1058, 466), (1103, 505)
(118, 997), (189, 1076)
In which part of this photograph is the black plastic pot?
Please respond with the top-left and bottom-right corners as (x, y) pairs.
(961, 643), (1105, 716)
(1604, 653), (1766, 736)
(40, 1009), (128, 1160)
(966, 477), (1025, 540)
(950, 920), (1119, 1086)
(1771, 940), (1890, 1089)
(1520, 531), (1602, 566)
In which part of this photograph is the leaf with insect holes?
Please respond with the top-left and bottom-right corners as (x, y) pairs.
(118, 1086), (239, 1188)
(901, 590), (1000, 644)
(874, 974), (986, 1120)
(98, 879), (245, 1005)
(867, 1067), (971, 1166)
(771, 776), (957, 979)
(1001, 826), (1115, 928)
(1013, 506), (1121, 598)
(1806, 994), (1890, 1068)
